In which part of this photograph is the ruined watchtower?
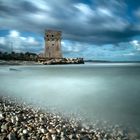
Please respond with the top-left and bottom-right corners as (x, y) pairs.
(44, 30), (62, 58)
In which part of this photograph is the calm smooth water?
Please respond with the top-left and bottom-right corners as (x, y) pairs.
(0, 63), (140, 127)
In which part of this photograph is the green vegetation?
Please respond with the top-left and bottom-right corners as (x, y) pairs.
(0, 51), (38, 61)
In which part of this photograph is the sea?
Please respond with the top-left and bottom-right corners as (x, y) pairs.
(0, 63), (140, 129)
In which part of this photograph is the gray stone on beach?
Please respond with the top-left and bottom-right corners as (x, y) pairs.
(68, 133), (77, 139)
(51, 134), (57, 140)
(20, 135), (26, 140)
(11, 116), (16, 124)
(0, 96), (140, 140)
(22, 129), (28, 135)
(0, 112), (4, 120)
(13, 127), (18, 133)
(0, 133), (8, 140)
(39, 128), (46, 134)
(60, 135), (70, 140)
(117, 130), (124, 137)
(7, 132), (17, 140)
(116, 137), (121, 140)
(1, 124), (8, 132)
(49, 128), (57, 134)
(45, 132), (52, 140)
(56, 128), (61, 134)
(80, 135), (91, 140)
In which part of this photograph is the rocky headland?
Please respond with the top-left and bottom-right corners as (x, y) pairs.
(41, 58), (84, 65)
(0, 96), (139, 140)
(0, 58), (84, 65)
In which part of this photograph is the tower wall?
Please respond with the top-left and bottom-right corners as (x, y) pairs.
(44, 30), (62, 58)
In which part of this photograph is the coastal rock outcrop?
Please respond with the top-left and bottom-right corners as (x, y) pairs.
(42, 58), (84, 65)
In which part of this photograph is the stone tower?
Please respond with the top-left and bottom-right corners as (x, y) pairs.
(44, 30), (62, 58)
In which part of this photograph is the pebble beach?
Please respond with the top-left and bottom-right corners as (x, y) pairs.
(0, 96), (140, 140)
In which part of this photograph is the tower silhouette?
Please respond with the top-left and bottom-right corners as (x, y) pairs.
(44, 30), (62, 58)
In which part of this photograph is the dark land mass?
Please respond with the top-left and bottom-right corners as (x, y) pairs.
(0, 52), (84, 65)
(1, 51), (140, 65)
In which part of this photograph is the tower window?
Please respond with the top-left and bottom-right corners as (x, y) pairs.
(52, 35), (54, 37)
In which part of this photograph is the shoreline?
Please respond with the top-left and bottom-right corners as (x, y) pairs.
(0, 96), (139, 140)
(0, 60), (41, 65)
(1, 60), (140, 66)
(0, 58), (85, 65)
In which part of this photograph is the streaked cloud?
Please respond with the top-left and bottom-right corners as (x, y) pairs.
(0, 0), (140, 60)
(0, 0), (140, 44)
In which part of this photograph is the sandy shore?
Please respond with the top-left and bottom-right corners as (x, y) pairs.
(0, 96), (139, 140)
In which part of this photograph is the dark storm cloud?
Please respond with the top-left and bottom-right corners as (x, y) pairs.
(0, 2), (16, 16)
(0, 0), (40, 17)
(0, 0), (140, 45)
(20, 1), (40, 13)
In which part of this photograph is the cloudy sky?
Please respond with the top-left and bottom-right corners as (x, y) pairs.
(0, 0), (140, 61)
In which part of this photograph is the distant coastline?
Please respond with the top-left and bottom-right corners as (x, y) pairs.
(0, 60), (40, 65)
(1, 52), (140, 65)
(0, 58), (84, 65)
(1, 59), (140, 66)
(85, 60), (140, 63)
(0, 52), (84, 65)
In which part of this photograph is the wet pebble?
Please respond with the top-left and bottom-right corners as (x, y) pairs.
(7, 132), (17, 140)
(0, 96), (140, 140)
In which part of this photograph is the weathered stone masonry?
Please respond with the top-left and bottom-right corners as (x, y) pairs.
(44, 30), (62, 58)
